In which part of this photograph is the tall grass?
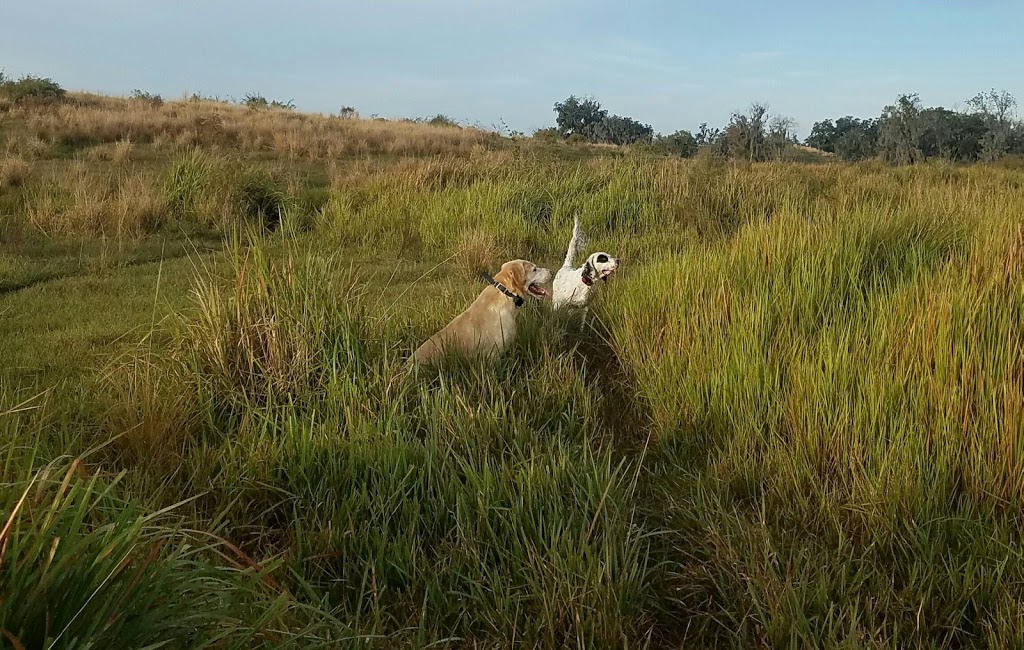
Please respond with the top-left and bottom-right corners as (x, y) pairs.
(0, 397), (335, 649)
(5, 104), (1024, 646)
(603, 172), (1024, 646)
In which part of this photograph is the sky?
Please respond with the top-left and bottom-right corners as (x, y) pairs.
(3, 0), (1023, 138)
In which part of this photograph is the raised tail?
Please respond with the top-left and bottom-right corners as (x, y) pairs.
(563, 216), (585, 268)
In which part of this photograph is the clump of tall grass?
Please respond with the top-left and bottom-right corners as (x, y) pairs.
(163, 146), (215, 219)
(172, 236), (369, 418)
(0, 156), (31, 189)
(25, 163), (167, 238)
(163, 149), (295, 230)
(0, 402), (300, 649)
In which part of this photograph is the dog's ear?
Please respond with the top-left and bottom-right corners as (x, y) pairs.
(496, 260), (529, 295)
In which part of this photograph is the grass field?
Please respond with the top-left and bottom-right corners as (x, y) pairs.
(2, 94), (1024, 648)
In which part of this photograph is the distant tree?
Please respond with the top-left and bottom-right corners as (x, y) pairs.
(655, 129), (699, 157)
(917, 108), (986, 162)
(339, 106), (358, 119)
(695, 122), (724, 151)
(806, 119), (837, 152)
(877, 94), (924, 165)
(553, 95), (607, 139)
(967, 89), (1017, 162)
(722, 104), (796, 161)
(724, 103), (769, 161)
(591, 114), (654, 145)
(767, 115), (797, 160)
(832, 117), (878, 161)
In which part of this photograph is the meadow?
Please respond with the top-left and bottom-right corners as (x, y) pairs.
(2, 93), (1023, 649)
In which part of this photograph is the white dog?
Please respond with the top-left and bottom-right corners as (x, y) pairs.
(552, 217), (618, 310)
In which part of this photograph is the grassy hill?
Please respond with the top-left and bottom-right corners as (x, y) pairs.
(2, 91), (1024, 648)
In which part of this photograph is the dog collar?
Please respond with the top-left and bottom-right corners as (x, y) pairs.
(581, 263), (595, 287)
(480, 272), (524, 307)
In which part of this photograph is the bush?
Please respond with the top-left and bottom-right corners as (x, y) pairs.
(233, 167), (288, 231)
(0, 74), (66, 104)
(427, 114), (460, 128)
(532, 127), (563, 142)
(591, 115), (654, 146)
(130, 89), (164, 108)
(242, 93), (294, 111)
(653, 130), (699, 157)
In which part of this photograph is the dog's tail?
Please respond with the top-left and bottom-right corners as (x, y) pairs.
(563, 216), (585, 268)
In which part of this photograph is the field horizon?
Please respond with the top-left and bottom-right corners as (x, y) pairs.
(2, 86), (1024, 649)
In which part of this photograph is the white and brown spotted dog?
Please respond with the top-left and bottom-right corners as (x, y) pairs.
(552, 217), (618, 311)
(411, 259), (552, 365)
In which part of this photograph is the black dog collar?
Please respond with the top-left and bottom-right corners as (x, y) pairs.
(480, 272), (524, 307)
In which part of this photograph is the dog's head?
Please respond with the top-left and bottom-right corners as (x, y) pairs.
(584, 252), (619, 282)
(495, 259), (552, 300)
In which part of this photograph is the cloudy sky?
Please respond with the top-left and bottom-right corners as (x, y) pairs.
(3, 0), (1022, 137)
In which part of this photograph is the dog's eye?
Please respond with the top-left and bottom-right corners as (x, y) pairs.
(596, 254), (608, 263)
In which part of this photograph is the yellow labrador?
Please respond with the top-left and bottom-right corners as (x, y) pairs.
(411, 259), (552, 365)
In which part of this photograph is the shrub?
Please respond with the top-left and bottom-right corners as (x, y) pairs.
(654, 130), (699, 157)
(0, 157), (31, 188)
(0, 74), (66, 104)
(0, 74), (65, 104)
(242, 93), (295, 111)
(130, 88), (164, 108)
(427, 114), (460, 128)
(532, 127), (563, 142)
(233, 167), (289, 231)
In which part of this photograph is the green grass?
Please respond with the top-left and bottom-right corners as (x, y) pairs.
(2, 114), (1024, 647)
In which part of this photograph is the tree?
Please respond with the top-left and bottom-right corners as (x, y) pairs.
(916, 108), (986, 162)
(833, 117), (878, 161)
(591, 115), (654, 145)
(724, 103), (769, 162)
(655, 130), (698, 157)
(967, 89), (1017, 162)
(767, 115), (797, 160)
(806, 119), (838, 152)
(877, 94), (924, 165)
(694, 123), (725, 153)
(553, 95), (607, 139)
(721, 104), (796, 161)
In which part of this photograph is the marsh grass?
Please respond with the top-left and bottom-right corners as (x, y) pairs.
(5, 98), (1024, 647)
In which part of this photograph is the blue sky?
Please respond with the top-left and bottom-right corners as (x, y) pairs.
(3, 1), (1022, 137)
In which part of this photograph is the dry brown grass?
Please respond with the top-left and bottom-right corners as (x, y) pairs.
(87, 138), (135, 164)
(26, 162), (166, 238)
(0, 156), (32, 188)
(17, 93), (502, 159)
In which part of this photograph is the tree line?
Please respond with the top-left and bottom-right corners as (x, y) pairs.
(544, 90), (1024, 164)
